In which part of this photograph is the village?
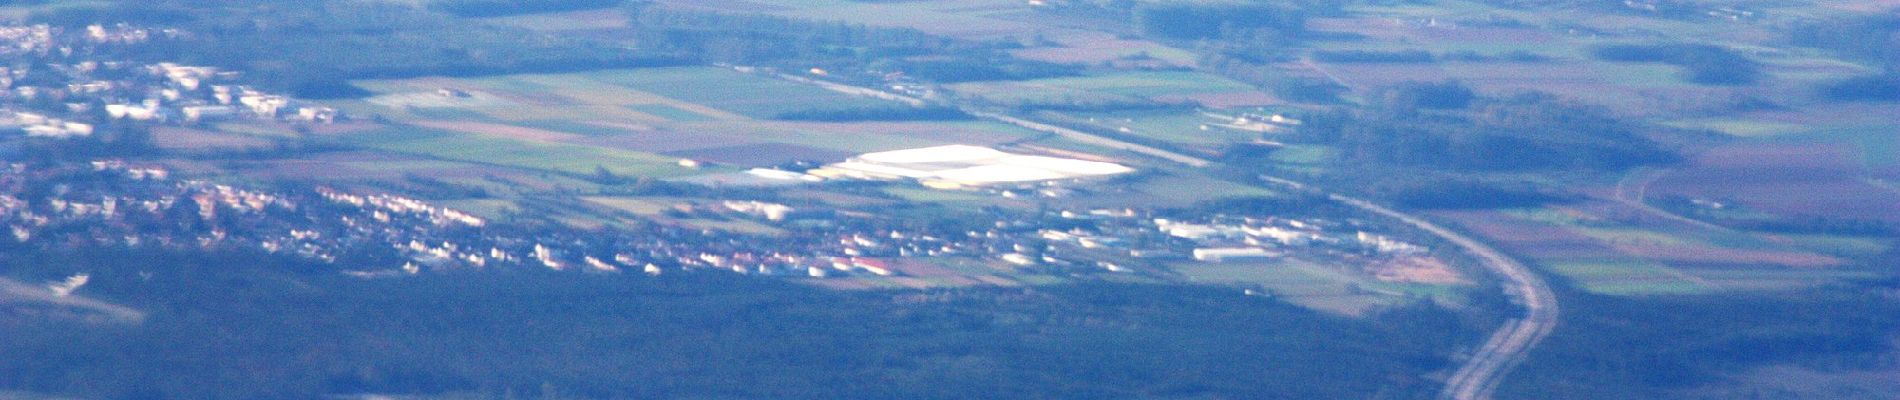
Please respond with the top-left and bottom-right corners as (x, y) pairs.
(0, 22), (338, 139)
(0, 17), (1449, 291)
(1, 157), (1435, 289)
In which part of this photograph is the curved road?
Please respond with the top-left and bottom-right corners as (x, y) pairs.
(986, 113), (1559, 400)
(1314, 185), (1558, 400)
(780, 71), (1557, 399)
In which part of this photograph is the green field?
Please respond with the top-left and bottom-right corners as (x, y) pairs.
(582, 67), (901, 118)
(1545, 260), (1712, 295)
(949, 71), (1262, 106)
(1268, 145), (1340, 165)
(1061, 109), (1262, 146)
(1170, 258), (1460, 315)
(1486, 204), (1886, 296)
(627, 104), (714, 122)
(331, 127), (697, 178)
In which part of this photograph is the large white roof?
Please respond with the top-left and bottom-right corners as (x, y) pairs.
(996, 155), (1135, 176)
(934, 164), (1069, 183)
(827, 144), (1133, 186)
(856, 145), (1009, 164)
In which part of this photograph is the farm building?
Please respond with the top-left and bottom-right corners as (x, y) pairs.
(811, 144), (1133, 188)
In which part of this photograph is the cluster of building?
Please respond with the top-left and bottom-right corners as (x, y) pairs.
(4, 156), (1440, 286)
(0, 22), (340, 140)
(86, 62), (339, 125)
(1197, 110), (1304, 134)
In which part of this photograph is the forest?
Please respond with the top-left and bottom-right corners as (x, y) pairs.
(1500, 281), (1900, 399)
(1263, 85), (1679, 172)
(1592, 44), (1762, 85)
(0, 247), (1484, 400)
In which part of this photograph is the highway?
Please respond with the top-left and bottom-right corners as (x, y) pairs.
(784, 71), (1557, 399)
(1312, 183), (1558, 400)
(991, 114), (1559, 400)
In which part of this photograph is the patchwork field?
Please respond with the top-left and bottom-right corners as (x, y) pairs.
(328, 126), (697, 178)
(321, 67), (1074, 187)
(948, 71), (1276, 108)
(1647, 139), (1900, 223)
(151, 127), (276, 152)
(1052, 109), (1270, 149)
(654, 0), (1039, 40)
(1169, 258), (1467, 315)
(1432, 201), (1889, 296)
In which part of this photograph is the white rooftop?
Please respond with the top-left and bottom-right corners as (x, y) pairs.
(822, 144), (1133, 186)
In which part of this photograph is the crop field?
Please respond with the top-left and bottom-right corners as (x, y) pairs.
(655, 0), (1039, 40)
(479, 8), (629, 31)
(1169, 258), (1462, 315)
(1435, 202), (1889, 296)
(580, 67), (898, 119)
(665, 143), (854, 167)
(1543, 260), (1711, 295)
(1057, 109), (1264, 148)
(1010, 31), (1198, 66)
(329, 127), (697, 178)
(331, 67), (1075, 186)
(1053, 172), (1278, 210)
(1295, 1), (1885, 120)
(349, 70), (751, 125)
(949, 71), (1275, 108)
(151, 127), (275, 152)
(1648, 140), (1900, 222)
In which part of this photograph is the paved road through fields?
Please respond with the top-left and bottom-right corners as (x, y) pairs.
(783, 71), (1557, 399)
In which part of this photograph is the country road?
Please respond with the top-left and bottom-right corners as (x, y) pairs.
(780, 70), (1557, 399)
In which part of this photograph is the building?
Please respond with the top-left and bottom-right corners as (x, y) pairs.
(1192, 247), (1278, 262)
(811, 144), (1133, 189)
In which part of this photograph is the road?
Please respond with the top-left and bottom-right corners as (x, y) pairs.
(966, 111), (1213, 167)
(779, 71), (1556, 399)
(1312, 182), (1558, 400)
(1611, 167), (1729, 232)
(991, 115), (1559, 400)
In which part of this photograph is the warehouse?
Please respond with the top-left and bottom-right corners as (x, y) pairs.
(811, 144), (1134, 188)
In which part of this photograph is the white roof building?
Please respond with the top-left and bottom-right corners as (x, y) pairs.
(816, 144), (1133, 188)
(1192, 247), (1278, 262)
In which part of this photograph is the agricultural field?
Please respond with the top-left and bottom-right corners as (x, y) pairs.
(1431, 202), (1889, 297)
(578, 67), (899, 119)
(327, 126), (698, 178)
(311, 67), (1072, 190)
(948, 71), (1276, 108)
(1168, 258), (1468, 316)
(1641, 133), (1900, 224)
(1051, 109), (1265, 149)
(1294, 1), (1880, 117)
(150, 127), (276, 152)
(478, 8), (629, 32)
(652, 0), (1042, 40)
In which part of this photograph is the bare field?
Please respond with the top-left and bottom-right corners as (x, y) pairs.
(408, 120), (585, 143)
(1432, 202), (1876, 296)
(479, 9), (629, 31)
(1650, 142), (1900, 222)
(656, 0), (1038, 40)
(152, 127), (275, 151)
(950, 71), (1274, 108)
